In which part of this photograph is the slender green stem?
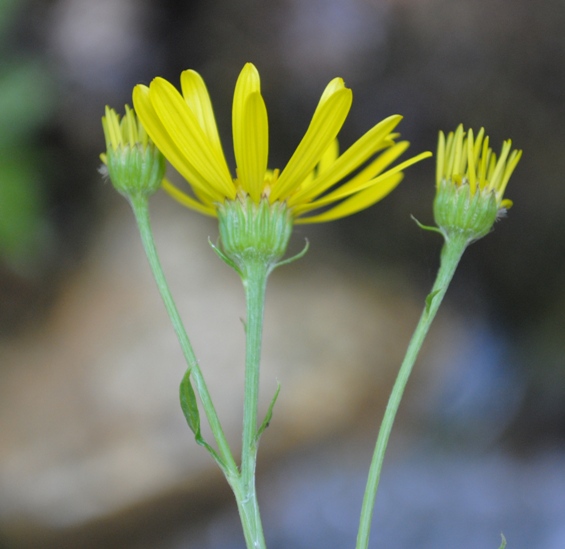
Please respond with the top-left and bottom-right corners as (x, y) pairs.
(237, 260), (270, 549)
(130, 195), (269, 548)
(356, 234), (468, 549)
(129, 195), (238, 477)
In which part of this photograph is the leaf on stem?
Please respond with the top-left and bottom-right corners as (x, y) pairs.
(425, 289), (442, 314)
(256, 381), (281, 442)
(498, 533), (507, 549)
(180, 368), (226, 471)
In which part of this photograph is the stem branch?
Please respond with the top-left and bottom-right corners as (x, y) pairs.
(356, 235), (468, 549)
(130, 195), (238, 477)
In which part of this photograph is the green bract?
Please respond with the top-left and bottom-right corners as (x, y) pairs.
(434, 178), (500, 242)
(217, 196), (293, 275)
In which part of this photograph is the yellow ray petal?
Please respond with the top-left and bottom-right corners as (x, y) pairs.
(489, 140), (512, 193)
(290, 114), (402, 204)
(133, 85), (225, 201)
(180, 69), (225, 161)
(466, 128), (477, 194)
(477, 135), (490, 184)
(162, 178), (217, 217)
(444, 125), (461, 181)
(296, 172), (403, 223)
(451, 124), (465, 176)
(149, 77), (235, 199)
(232, 64), (267, 201)
(271, 87), (352, 201)
(436, 130), (446, 187)
(233, 63), (261, 138)
(497, 148), (522, 199)
(236, 92), (269, 201)
(316, 139), (339, 174)
(294, 144), (424, 214)
(293, 150), (430, 216)
(316, 77), (347, 109)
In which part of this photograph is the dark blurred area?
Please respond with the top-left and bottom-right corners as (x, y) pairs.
(0, 0), (564, 548)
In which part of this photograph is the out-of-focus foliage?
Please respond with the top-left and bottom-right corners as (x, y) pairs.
(0, 0), (55, 271)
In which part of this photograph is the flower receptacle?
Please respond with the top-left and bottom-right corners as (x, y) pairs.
(217, 196), (293, 276)
(433, 178), (500, 243)
(105, 143), (165, 199)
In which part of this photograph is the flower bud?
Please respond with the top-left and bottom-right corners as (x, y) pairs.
(434, 125), (521, 243)
(101, 105), (165, 199)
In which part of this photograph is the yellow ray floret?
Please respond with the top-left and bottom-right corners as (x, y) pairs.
(133, 63), (431, 223)
(436, 124), (522, 210)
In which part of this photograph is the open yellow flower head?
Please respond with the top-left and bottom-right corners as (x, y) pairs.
(434, 124), (522, 242)
(132, 63), (430, 270)
(101, 105), (166, 198)
(132, 63), (431, 220)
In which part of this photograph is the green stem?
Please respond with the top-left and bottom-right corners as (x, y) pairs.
(129, 195), (238, 478)
(237, 260), (269, 549)
(356, 234), (468, 549)
(131, 195), (269, 548)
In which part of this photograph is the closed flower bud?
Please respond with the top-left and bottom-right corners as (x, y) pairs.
(101, 105), (165, 199)
(434, 125), (521, 243)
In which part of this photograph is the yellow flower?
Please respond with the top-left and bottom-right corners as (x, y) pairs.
(436, 124), (522, 211)
(102, 104), (151, 153)
(132, 63), (431, 224)
(434, 125), (522, 242)
(101, 105), (165, 198)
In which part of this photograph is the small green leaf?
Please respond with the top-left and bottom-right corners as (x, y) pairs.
(180, 368), (226, 470)
(180, 368), (200, 434)
(498, 533), (507, 549)
(425, 289), (442, 314)
(256, 382), (281, 442)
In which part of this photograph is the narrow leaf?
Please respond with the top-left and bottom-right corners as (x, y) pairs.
(180, 368), (200, 434)
(256, 382), (281, 442)
(179, 368), (226, 470)
(425, 289), (442, 314)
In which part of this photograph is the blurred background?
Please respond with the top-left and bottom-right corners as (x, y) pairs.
(0, 0), (564, 547)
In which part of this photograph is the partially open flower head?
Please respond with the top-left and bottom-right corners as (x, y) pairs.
(132, 63), (431, 269)
(101, 105), (166, 199)
(434, 124), (522, 243)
